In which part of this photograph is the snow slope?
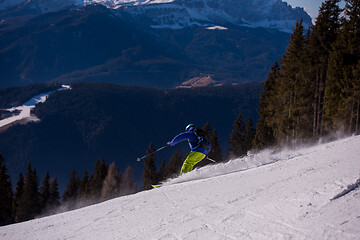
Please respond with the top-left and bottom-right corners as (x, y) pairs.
(1, 136), (360, 239)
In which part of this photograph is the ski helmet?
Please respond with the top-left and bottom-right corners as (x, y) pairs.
(185, 123), (195, 132)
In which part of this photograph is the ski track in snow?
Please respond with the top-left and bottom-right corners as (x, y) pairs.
(1, 136), (360, 239)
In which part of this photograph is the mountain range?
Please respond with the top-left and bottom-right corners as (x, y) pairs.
(0, 0), (312, 32)
(0, 0), (311, 88)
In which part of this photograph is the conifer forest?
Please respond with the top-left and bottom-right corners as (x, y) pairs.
(255, 0), (360, 148)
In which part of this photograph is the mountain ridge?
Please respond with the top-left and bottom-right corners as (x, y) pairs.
(0, 0), (312, 32)
(0, 0), (309, 88)
(0, 3), (290, 88)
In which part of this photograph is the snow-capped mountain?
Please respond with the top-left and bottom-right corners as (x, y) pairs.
(117, 0), (312, 32)
(1, 135), (359, 239)
(0, 0), (309, 88)
(0, 0), (312, 32)
(0, 2), (291, 88)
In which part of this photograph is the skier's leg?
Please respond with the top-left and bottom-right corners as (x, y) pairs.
(180, 151), (206, 174)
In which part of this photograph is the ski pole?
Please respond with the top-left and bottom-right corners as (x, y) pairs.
(206, 157), (216, 163)
(137, 145), (169, 162)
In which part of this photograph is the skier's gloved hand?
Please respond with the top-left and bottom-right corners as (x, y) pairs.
(167, 142), (172, 146)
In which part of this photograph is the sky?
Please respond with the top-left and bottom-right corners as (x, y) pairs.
(285, 0), (346, 22)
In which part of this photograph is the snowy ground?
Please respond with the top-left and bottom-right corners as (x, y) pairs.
(0, 85), (71, 129)
(1, 135), (360, 240)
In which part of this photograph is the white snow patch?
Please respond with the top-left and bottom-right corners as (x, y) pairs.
(0, 85), (71, 128)
(142, 0), (174, 4)
(1, 135), (359, 239)
(206, 25), (228, 30)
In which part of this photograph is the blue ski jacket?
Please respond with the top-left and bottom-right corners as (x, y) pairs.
(169, 131), (211, 155)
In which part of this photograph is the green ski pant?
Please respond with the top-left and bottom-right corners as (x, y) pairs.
(181, 151), (206, 174)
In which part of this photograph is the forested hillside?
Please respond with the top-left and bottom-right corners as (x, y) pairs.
(0, 83), (260, 193)
(0, 84), (60, 108)
(255, 0), (360, 148)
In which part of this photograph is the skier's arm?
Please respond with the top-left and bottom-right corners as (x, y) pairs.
(169, 132), (196, 146)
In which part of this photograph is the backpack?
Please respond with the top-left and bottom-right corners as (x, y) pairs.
(193, 128), (211, 150)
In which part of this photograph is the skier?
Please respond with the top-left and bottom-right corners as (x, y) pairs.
(167, 123), (211, 174)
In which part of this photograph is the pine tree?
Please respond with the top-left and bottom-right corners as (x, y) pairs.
(101, 162), (121, 201)
(325, 0), (360, 134)
(208, 129), (223, 162)
(202, 122), (212, 137)
(77, 170), (90, 201)
(341, 0), (360, 133)
(195, 122), (214, 168)
(294, 27), (319, 141)
(16, 163), (41, 222)
(90, 157), (108, 200)
(156, 159), (166, 183)
(12, 173), (24, 221)
(40, 171), (60, 214)
(62, 169), (79, 207)
(0, 154), (13, 226)
(307, 0), (342, 138)
(165, 150), (183, 179)
(254, 62), (279, 149)
(227, 114), (247, 159)
(143, 142), (158, 190)
(40, 171), (51, 212)
(276, 19), (306, 144)
(325, 33), (348, 130)
(353, 60), (360, 134)
(243, 118), (255, 152)
(120, 166), (137, 196)
(48, 177), (60, 209)
(344, 0), (360, 134)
